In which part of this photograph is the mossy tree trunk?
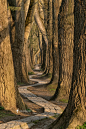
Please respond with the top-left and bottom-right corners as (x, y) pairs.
(48, 0), (86, 128)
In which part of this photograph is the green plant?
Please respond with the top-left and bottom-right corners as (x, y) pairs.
(26, 109), (32, 113)
(0, 106), (4, 110)
(75, 122), (86, 129)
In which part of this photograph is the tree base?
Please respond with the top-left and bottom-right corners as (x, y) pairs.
(47, 106), (86, 129)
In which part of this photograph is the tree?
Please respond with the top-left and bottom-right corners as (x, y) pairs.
(50, 0), (62, 84)
(51, 0), (74, 100)
(0, 0), (25, 111)
(47, 0), (86, 128)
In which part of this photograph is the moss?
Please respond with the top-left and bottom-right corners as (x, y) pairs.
(49, 88), (56, 91)
(17, 82), (25, 85)
(48, 73), (52, 78)
(33, 120), (40, 124)
(28, 72), (35, 75)
(0, 110), (16, 118)
(59, 99), (68, 103)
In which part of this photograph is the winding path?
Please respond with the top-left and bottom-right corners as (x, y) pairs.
(0, 65), (62, 129)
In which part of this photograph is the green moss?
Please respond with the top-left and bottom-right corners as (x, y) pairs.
(28, 72), (35, 75)
(59, 99), (68, 103)
(49, 88), (56, 91)
(48, 73), (52, 78)
(0, 110), (15, 118)
(33, 120), (40, 124)
(17, 82), (25, 85)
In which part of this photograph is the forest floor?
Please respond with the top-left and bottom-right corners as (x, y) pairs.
(0, 64), (68, 129)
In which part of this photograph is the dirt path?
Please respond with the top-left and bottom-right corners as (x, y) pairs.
(0, 65), (66, 129)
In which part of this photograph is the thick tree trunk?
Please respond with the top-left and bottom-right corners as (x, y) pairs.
(48, 0), (86, 128)
(0, 0), (25, 111)
(11, 0), (35, 84)
(11, 0), (29, 84)
(51, 0), (74, 99)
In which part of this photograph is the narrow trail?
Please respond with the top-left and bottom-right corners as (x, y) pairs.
(0, 65), (62, 129)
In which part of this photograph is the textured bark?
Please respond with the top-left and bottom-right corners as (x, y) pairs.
(51, 0), (74, 99)
(38, 30), (43, 64)
(34, 0), (48, 47)
(48, 0), (86, 128)
(11, 0), (30, 84)
(50, 0), (62, 84)
(41, 36), (46, 70)
(0, 0), (25, 111)
(46, 0), (53, 74)
(24, 22), (34, 73)
(24, 0), (30, 20)
(34, 0), (49, 73)
(24, 0), (35, 73)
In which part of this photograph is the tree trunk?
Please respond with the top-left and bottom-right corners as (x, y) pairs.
(24, 22), (34, 73)
(41, 36), (46, 70)
(50, 0), (62, 84)
(0, 0), (25, 111)
(24, 0), (30, 20)
(51, 0), (74, 99)
(48, 0), (86, 128)
(47, 0), (53, 74)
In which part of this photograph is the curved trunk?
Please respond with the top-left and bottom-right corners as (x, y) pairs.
(0, 0), (25, 111)
(48, 0), (86, 128)
(51, 0), (74, 99)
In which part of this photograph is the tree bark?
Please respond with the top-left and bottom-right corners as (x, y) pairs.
(24, 0), (30, 20)
(48, 0), (86, 128)
(0, 0), (25, 111)
(50, 0), (62, 84)
(51, 0), (74, 99)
